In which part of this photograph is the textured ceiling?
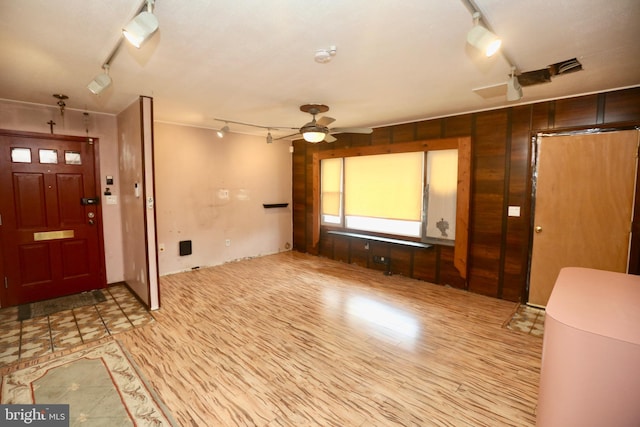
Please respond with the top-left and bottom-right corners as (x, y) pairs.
(1, 0), (639, 138)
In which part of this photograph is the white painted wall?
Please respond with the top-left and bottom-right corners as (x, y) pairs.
(0, 99), (294, 287)
(154, 122), (293, 275)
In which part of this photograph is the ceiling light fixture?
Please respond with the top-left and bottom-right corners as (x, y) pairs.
(467, 12), (501, 57)
(506, 67), (523, 101)
(87, 64), (112, 95)
(300, 121), (328, 143)
(299, 105), (329, 143)
(53, 94), (68, 117)
(266, 130), (273, 144)
(123, 0), (159, 48)
(217, 124), (229, 138)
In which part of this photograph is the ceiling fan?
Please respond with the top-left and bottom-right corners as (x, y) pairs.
(280, 104), (373, 143)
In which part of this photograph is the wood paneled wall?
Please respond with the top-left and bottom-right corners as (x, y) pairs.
(292, 87), (640, 302)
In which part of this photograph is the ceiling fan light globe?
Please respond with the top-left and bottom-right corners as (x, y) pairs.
(303, 131), (326, 143)
(300, 122), (328, 143)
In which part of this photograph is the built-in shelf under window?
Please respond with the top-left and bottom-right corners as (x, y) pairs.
(327, 230), (432, 249)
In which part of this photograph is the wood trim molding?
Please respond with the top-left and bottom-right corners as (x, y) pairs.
(314, 138), (460, 161)
(312, 156), (320, 247)
(455, 137), (471, 279)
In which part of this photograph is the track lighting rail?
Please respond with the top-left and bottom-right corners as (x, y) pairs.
(212, 118), (297, 143)
(213, 118), (297, 131)
(102, 0), (151, 68)
(88, 0), (157, 95)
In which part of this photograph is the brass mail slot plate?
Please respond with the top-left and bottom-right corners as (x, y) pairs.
(34, 230), (74, 241)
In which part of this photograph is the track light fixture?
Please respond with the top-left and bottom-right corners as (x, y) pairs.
(87, 64), (112, 95)
(217, 125), (229, 138)
(123, 0), (159, 48)
(467, 12), (501, 57)
(506, 67), (523, 101)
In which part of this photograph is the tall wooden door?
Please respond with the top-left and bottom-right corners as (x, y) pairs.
(0, 130), (105, 307)
(528, 130), (639, 306)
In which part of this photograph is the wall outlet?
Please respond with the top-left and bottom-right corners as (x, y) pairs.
(225, 239), (231, 247)
(159, 243), (165, 252)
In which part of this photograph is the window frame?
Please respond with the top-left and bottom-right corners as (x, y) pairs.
(321, 152), (426, 238)
(312, 137), (471, 278)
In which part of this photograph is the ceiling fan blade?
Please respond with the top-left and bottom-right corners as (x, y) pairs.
(316, 116), (336, 127)
(324, 134), (337, 143)
(330, 127), (373, 134)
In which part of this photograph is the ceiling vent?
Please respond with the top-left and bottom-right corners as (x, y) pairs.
(518, 58), (583, 87)
(550, 58), (583, 75)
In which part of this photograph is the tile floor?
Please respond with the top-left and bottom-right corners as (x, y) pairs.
(0, 284), (154, 368)
(505, 304), (545, 337)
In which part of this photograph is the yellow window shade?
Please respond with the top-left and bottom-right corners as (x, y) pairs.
(345, 152), (423, 221)
(321, 158), (342, 216)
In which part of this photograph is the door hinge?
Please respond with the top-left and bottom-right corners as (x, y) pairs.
(4, 277), (7, 289)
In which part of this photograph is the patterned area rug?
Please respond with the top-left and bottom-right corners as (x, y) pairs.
(0, 339), (178, 426)
(17, 290), (107, 320)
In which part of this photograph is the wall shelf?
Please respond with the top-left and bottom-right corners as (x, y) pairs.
(263, 203), (289, 209)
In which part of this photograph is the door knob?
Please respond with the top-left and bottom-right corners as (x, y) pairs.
(535, 226), (543, 233)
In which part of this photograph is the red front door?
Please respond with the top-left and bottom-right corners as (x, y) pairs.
(0, 130), (106, 306)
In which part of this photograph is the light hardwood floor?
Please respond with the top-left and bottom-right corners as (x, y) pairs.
(118, 251), (542, 426)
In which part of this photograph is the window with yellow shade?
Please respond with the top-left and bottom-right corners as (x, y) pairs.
(320, 149), (458, 241)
